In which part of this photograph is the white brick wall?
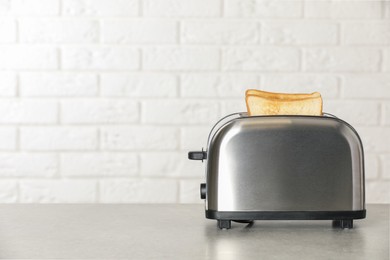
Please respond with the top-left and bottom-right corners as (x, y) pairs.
(0, 100), (57, 124)
(0, 19), (16, 42)
(181, 20), (259, 44)
(19, 19), (99, 44)
(0, 180), (18, 203)
(0, 0), (60, 15)
(102, 20), (177, 44)
(225, 0), (302, 18)
(303, 48), (381, 72)
(143, 47), (220, 70)
(0, 0), (388, 204)
(21, 127), (98, 151)
(144, 0), (221, 17)
(0, 153), (58, 178)
(100, 73), (177, 97)
(384, 49), (390, 71)
(61, 99), (139, 124)
(262, 21), (338, 45)
(223, 47), (300, 71)
(101, 126), (179, 150)
(20, 73), (98, 97)
(181, 73), (258, 97)
(0, 72), (17, 96)
(20, 180), (97, 203)
(341, 22), (390, 45)
(0, 46), (58, 69)
(0, 128), (16, 150)
(62, 0), (138, 16)
(62, 47), (140, 70)
(61, 153), (138, 177)
(304, 1), (383, 19)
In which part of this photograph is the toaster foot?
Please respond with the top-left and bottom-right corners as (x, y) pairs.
(332, 219), (353, 229)
(217, 220), (231, 229)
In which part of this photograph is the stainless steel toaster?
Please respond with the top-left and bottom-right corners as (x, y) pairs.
(189, 113), (366, 229)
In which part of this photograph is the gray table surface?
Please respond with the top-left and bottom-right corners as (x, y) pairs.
(0, 204), (388, 259)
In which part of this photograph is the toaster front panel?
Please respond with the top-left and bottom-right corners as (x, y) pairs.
(206, 116), (364, 212)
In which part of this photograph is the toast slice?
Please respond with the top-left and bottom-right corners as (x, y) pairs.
(245, 90), (323, 116)
(246, 89), (321, 100)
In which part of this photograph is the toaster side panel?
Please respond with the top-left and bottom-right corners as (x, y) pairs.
(206, 116), (364, 212)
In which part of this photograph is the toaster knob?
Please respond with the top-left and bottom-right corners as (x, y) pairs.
(200, 183), (206, 199)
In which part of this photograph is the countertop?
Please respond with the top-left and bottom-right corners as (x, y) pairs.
(0, 204), (388, 259)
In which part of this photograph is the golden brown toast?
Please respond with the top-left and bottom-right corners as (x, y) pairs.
(245, 89), (321, 100)
(245, 90), (323, 116)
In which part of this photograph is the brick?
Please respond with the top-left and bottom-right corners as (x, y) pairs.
(181, 20), (259, 44)
(384, 102), (390, 125)
(323, 100), (380, 126)
(61, 100), (139, 124)
(143, 47), (219, 71)
(102, 20), (177, 44)
(225, 0), (302, 18)
(305, 1), (382, 19)
(0, 100), (57, 124)
(303, 1), (331, 19)
(63, 0), (138, 16)
(384, 49), (390, 71)
(20, 73), (98, 97)
(220, 99), (247, 115)
(100, 179), (178, 203)
(144, 0), (220, 17)
(0, 180), (18, 203)
(0, 72), (16, 96)
(180, 126), (210, 150)
(142, 100), (220, 124)
(62, 47), (139, 70)
(20, 180), (97, 203)
(140, 152), (203, 178)
(355, 127), (390, 152)
(262, 74), (339, 98)
(303, 48), (380, 72)
(181, 73), (258, 98)
(262, 21), (338, 45)
(0, 46), (58, 69)
(0, 0), (59, 15)
(0, 19), (15, 42)
(19, 19), (98, 43)
(381, 155), (390, 180)
(101, 73), (177, 97)
(179, 179), (204, 203)
(0, 128), (16, 150)
(222, 47), (300, 71)
(365, 153), (379, 180)
(386, 3), (390, 19)
(365, 181), (390, 204)
(0, 153), (57, 177)
(101, 126), (178, 151)
(61, 153), (138, 177)
(342, 22), (390, 45)
(342, 75), (390, 99)
(21, 127), (98, 151)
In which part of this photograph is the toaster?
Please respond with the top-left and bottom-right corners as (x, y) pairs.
(189, 113), (366, 229)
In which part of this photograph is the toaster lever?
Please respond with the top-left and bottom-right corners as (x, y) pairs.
(188, 150), (207, 161)
(200, 183), (206, 199)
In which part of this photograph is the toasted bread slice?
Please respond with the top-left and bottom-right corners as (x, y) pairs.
(246, 89), (321, 100)
(246, 94), (323, 116)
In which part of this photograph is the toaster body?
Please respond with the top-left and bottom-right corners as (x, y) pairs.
(189, 114), (366, 229)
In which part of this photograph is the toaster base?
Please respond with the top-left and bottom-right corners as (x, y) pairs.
(206, 209), (366, 229)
